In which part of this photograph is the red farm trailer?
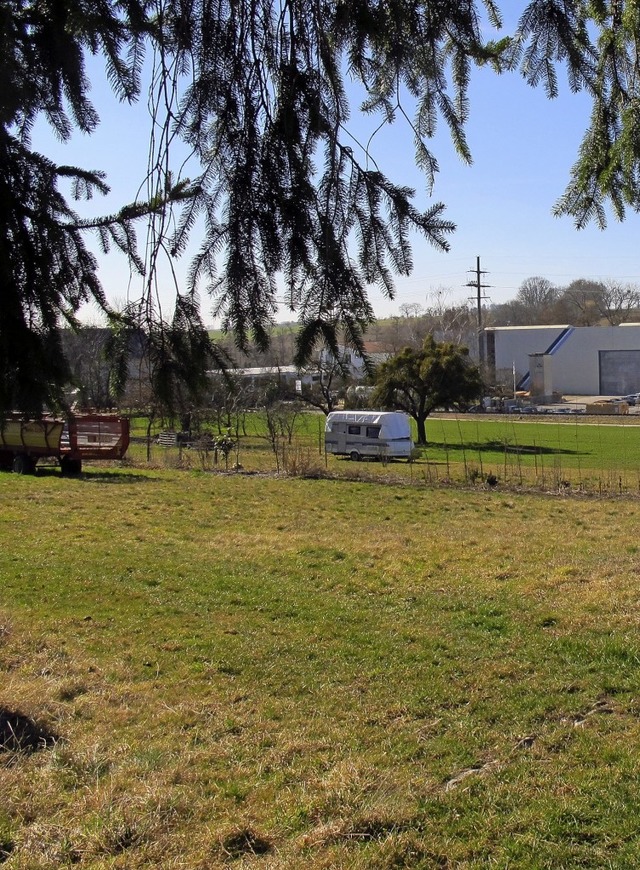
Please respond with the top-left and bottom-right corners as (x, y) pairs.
(0, 414), (130, 475)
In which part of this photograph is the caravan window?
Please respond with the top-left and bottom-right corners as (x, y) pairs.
(348, 425), (361, 435)
(366, 426), (380, 439)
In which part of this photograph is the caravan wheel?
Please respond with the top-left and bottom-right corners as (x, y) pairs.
(349, 450), (360, 462)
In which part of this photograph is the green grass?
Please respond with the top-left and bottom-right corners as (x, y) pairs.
(426, 414), (640, 475)
(124, 410), (640, 493)
(3, 467), (640, 866)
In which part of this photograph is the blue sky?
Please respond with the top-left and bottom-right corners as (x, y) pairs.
(32, 36), (640, 325)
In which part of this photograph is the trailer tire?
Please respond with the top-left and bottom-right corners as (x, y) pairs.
(60, 457), (82, 476)
(349, 450), (360, 462)
(13, 455), (34, 475)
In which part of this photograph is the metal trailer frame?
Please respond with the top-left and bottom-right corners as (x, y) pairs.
(0, 414), (130, 475)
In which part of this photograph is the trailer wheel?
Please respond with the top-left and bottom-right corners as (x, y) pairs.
(60, 457), (82, 476)
(349, 450), (360, 462)
(13, 455), (34, 475)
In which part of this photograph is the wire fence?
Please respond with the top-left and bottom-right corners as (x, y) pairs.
(124, 413), (640, 497)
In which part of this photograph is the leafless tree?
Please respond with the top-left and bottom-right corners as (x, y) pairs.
(399, 302), (425, 319)
(424, 289), (476, 346)
(60, 326), (117, 409)
(560, 279), (608, 325)
(262, 402), (304, 472)
(486, 300), (530, 326)
(516, 277), (559, 314)
(596, 280), (640, 325)
(293, 358), (346, 415)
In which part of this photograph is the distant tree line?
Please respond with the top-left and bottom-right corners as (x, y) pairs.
(489, 276), (640, 327)
(366, 276), (640, 354)
(61, 273), (637, 418)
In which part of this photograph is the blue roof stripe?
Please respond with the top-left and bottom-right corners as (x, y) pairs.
(545, 326), (575, 355)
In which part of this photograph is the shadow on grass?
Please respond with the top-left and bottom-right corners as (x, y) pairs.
(0, 707), (58, 754)
(218, 828), (273, 859)
(427, 440), (584, 457)
(82, 470), (160, 483)
(33, 468), (158, 483)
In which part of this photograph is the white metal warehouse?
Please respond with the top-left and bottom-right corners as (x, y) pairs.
(483, 324), (640, 397)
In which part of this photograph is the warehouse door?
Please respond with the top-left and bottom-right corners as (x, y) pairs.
(599, 350), (640, 395)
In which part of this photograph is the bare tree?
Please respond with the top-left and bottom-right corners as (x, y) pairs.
(424, 289), (476, 346)
(399, 302), (425, 319)
(596, 280), (640, 325)
(61, 326), (116, 409)
(559, 279), (608, 325)
(490, 277), (640, 328)
(262, 402), (304, 472)
(486, 300), (530, 327)
(517, 277), (558, 309)
(293, 356), (348, 415)
(215, 323), (299, 370)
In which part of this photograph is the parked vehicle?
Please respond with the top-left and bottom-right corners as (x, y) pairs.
(618, 393), (640, 406)
(324, 411), (414, 461)
(0, 414), (130, 475)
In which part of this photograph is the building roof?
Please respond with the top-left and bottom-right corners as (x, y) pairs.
(207, 366), (305, 377)
(485, 325), (570, 332)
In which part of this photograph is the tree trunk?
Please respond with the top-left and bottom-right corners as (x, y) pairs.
(416, 416), (427, 445)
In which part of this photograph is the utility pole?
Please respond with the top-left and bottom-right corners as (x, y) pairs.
(466, 256), (491, 365)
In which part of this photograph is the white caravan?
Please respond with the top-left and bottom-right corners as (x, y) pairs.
(324, 410), (414, 461)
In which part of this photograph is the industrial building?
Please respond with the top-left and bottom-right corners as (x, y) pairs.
(483, 324), (640, 398)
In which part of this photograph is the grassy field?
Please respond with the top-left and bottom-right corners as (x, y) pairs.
(424, 415), (640, 488)
(3, 466), (640, 867)
(127, 411), (640, 494)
